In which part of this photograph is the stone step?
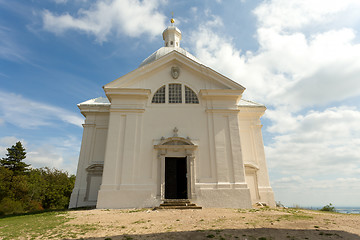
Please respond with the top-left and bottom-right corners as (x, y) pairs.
(160, 202), (196, 206)
(163, 199), (190, 203)
(154, 199), (202, 210)
(155, 205), (202, 210)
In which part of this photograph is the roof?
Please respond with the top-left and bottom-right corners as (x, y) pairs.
(139, 47), (201, 67)
(78, 97), (110, 106)
(237, 99), (265, 107)
(78, 96), (264, 108)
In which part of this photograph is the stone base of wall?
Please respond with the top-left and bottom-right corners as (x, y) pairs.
(258, 187), (276, 207)
(69, 188), (96, 209)
(194, 188), (252, 209)
(96, 189), (161, 209)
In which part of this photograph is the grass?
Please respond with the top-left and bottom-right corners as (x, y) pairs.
(0, 210), (104, 239)
(276, 213), (313, 221)
(0, 211), (69, 240)
(126, 208), (148, 213)
(132, 219), (147, 224)
(237, 207), (315, 227)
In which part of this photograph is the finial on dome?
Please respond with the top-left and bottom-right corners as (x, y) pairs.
(170, 12), (175, 25)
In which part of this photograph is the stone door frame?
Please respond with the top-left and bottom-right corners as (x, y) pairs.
(154, 137), (197, 200)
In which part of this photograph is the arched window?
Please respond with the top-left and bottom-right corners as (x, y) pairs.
(152, 85), (165, 103)
(151, 84), (199, 104)
(185, 86), (199, 104)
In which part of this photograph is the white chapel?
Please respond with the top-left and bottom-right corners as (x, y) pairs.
(69, 20), (275, 209)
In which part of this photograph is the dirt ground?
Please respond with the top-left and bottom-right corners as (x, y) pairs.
(65, 207), (360, 240)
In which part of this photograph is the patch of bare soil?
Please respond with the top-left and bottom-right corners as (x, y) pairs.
(64, 208), (360, 240)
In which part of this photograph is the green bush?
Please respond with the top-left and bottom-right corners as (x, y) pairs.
(0, 197), (24, 215)
(320, 203), (336, 212)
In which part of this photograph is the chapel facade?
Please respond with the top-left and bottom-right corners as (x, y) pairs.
(69, 21), (275, 209)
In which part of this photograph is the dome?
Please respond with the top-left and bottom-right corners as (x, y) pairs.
(139, 47), (202, 67)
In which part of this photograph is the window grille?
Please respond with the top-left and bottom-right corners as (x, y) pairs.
(152, 85), (166, 103)
(152, 84), (199, 104)
(169, 84), (182, 103)
(185, 86), (199, 104)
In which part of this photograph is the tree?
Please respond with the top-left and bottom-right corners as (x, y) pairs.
(0, 141), (29, 175)
(39, 167), (75, 209)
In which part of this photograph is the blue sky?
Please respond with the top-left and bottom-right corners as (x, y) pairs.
(1, 0), (360, 207)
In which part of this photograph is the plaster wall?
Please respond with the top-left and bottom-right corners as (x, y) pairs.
(69, 112), (109, 208)
(238, 113), (275, 207)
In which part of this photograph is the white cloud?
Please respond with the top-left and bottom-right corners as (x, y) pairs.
(0, 90), (83, 129)
(0, 135), (80, 174)
(52, 0), (88, 4)
(254, 0), (360, 31)
(255, 28), (360, 109)
(273, 177), (360, 207)
(273, 176), (360, 190)
(26, 135), (81, 174)
(0, 136), (22, 158)
(27, 139), (79, 174)
(53, 0), (68, 3)
(266, 106), (360, 178)
(42, 0), (167, 42)
(0, 136), (20, 146)
(0, 26), (26, 62)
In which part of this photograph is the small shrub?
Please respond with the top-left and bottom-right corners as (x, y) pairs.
(276, 201), (285, 208)
(0, 197), (24, 215)
(320, 203), (336, 212)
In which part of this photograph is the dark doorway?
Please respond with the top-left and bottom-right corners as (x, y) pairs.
(165, 157), (187, 199)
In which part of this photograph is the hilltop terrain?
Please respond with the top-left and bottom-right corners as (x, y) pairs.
(1, 207), (360, 239)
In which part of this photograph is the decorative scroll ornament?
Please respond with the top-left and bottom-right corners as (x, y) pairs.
(171, 66), (180, 79)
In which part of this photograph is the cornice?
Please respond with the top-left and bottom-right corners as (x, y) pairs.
(199, 89), (244, 99)
(104, 88), (151, 102)
(109, 108), (145, 113)
(205, 109), (240, 114)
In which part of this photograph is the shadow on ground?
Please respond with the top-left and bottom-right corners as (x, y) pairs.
(66, 228), (360, 240)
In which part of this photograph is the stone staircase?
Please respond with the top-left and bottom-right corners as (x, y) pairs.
(155, 199), (202, 210)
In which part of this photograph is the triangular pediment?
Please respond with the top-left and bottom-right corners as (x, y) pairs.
(103, 50), (245, 92)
